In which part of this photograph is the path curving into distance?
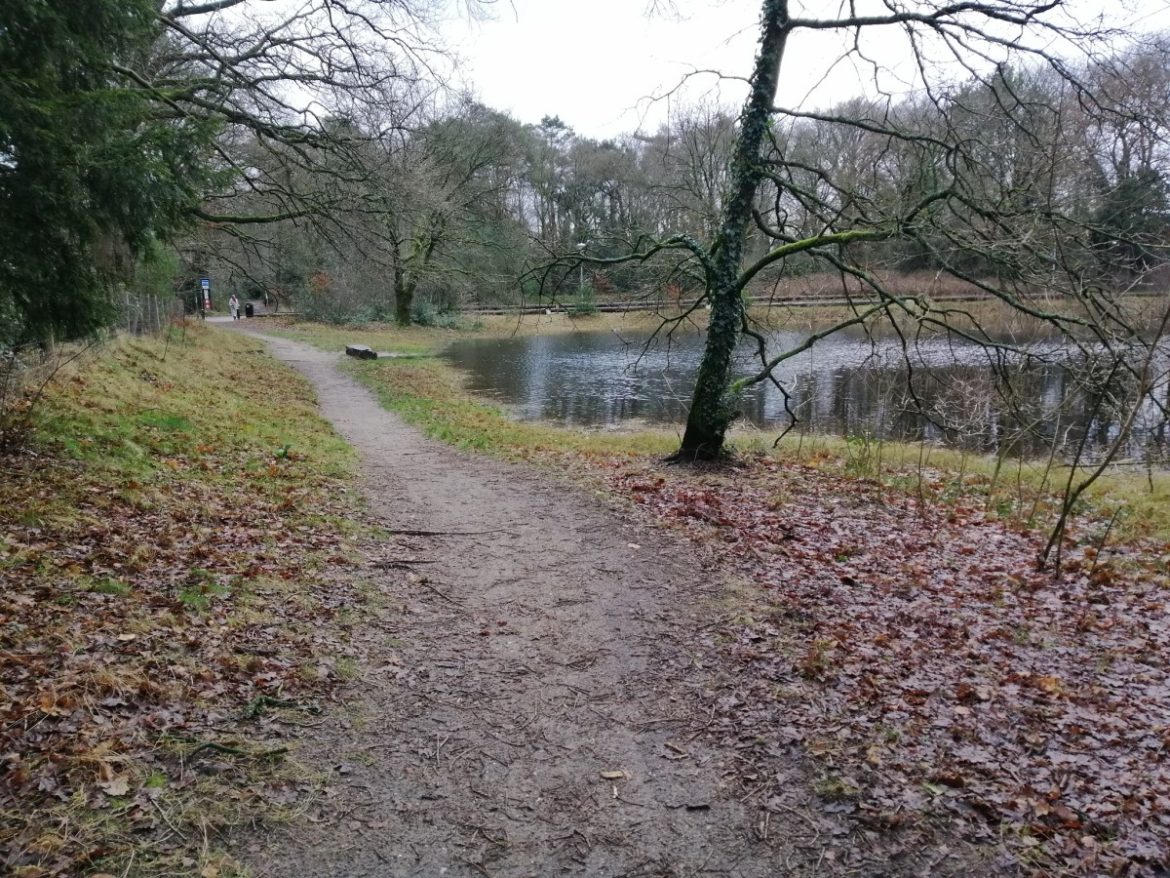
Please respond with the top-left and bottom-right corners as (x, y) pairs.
(233, 331), (806, 877)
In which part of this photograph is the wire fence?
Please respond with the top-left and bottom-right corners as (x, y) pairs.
(116, 290), (186, 335)
(1, 293), (187, 449)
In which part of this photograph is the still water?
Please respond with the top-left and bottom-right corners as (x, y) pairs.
(443, 327), (1170, 460)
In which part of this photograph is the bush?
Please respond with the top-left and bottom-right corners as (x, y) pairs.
(411, 299), (480, 330)
(569, 286), (598, 317)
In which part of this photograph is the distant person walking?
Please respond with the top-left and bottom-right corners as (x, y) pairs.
(229, 293), (241, 320)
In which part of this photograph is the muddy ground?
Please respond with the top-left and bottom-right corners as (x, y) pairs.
(231, 334), (969, 877)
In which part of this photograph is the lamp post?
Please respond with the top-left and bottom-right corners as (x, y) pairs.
(576, 241), (586, 290)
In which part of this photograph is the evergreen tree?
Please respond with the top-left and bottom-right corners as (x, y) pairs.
(0, 0), (213, 346)
(1093, 169), (1169, 275)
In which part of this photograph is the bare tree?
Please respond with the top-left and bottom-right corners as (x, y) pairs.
(643, 103), (738, 242)
(122, 0), (464, 300)
(366, 99), (527, 324)
(564, 2), (1166, 471)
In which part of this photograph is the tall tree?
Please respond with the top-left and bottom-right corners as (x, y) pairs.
(674, 0), (788, 458)
(0, 0), (213, 346)
(640, 0), (1168, 461)
(1, 0), (471, 343)
(373, 101), (525, 324)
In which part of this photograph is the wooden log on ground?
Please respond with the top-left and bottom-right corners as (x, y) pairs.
(345, 344), (378, 360)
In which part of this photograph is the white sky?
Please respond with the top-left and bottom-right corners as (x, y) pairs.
(443, 0), (763, 137)
(441, 0), (1170, 139)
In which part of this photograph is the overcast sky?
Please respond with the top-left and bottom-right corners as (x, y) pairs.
(442, 0), (763, 138)
(440, 0), (1170, 139)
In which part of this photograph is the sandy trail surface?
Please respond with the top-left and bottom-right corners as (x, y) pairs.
(236, 333), (804, 877)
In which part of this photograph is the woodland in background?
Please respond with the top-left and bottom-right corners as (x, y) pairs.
(210, 39), (1170, 326)
(5, 6), (1170, 872)
(3, 1), (1170, 470)
(2, 1), (1168, 343)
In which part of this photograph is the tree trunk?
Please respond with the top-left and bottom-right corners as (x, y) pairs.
(394, 284), (412, 326)
(676, 0), (789, 461)
(392, 248), (411, 326)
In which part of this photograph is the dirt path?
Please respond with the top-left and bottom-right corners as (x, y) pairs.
(236, 334), (804, 877)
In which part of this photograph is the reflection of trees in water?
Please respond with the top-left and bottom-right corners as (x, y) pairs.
(447, 333), (1170, 462)
(745, 354), (1170, 462)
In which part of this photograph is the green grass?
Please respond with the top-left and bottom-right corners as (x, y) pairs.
(746, 427), (1170, 542)
(34, 326), (355, 501)
(268, 317), (1170, 542)
(90, 577), (132, 597)
(1, 322), (359, 878)
(266, 320), (679, 461)
(137, 410), (193, 431)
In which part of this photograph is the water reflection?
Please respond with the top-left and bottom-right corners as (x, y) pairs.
(443, 328), (1170, 461)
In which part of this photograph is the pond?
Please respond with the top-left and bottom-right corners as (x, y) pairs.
(443, 326), (1170, 461)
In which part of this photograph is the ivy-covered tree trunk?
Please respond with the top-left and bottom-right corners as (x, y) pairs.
(394, 274), (413, 326)
(676, 0), (789, 460)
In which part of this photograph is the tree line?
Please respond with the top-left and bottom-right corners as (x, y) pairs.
(5, 1), (1167, 344)
(207, 39), (1170, 328)
(2, 0), (1168, 477)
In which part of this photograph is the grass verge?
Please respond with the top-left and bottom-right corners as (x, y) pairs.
(274, 313), (1168, 874)
(267, 318), (1170, 543)
(228, 317), (1170, 872)
(1, 322), (359, 878)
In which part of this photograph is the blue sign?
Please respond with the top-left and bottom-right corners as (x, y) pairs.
(200, 277), (210, 290)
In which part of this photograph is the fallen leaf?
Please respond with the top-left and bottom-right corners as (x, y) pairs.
(1034, 675), (1063, 694)
(599, 770), (626, 780)
(98, 776), (130, 797)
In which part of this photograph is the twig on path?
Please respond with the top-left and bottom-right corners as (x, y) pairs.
(150, 797), (187, 841)
(615, 792), (650, 807)
(682, 850), (716, 878)
(559, 651), (608, 670)
(738, 783), (768, 804)
(382, 528), (514, 537)
(553, 828), (593, 845)
(478, 748), (512, 767)
(635, 716), (686, 730)
(371, 847), (392, 865)
(373, 558), (438, 568)
(552, 597), (590, 607)
(765, 800), (823, 840)
(411, 577), (463, 605)
(356, 829), (393, 865)
(687, 703), (719, 742)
